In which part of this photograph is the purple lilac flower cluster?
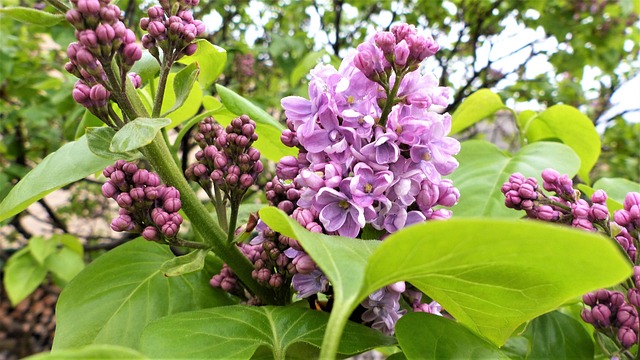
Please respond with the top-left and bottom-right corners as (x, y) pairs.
(65, 0), (142, 112)
(243, 23), (456, 335)
(140, 0), (205, 62)
(102, 160), (183, 242)
(185, 115), (264, 201)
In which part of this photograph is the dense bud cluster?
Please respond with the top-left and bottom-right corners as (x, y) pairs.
(102, 160), (182, 242)
(140, 0), (205, 62)
(185, 115), (264, 199)
(64, 0), (142, 111)
(581, 288), (639, 349)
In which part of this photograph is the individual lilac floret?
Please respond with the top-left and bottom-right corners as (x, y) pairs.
(361, 285), (407, 335)
(102, 160), (182, 241)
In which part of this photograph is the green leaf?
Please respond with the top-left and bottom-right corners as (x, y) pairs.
(75, 110), (104, 139)
(154, 74), (202, 127)
(3, 247), (48, 306)
(260, 208), (631, 357)
(524, 104), (601, 184)
(130, 50), (161, 84)
(216, 84), (296, 162)
(521, 311), (594, 359)
(139, 305), (395, 359)
(290, 51), (324, 85)
(0, 7), (64, 26)
(448, 140), (581, 217)
(516, 110), (537, 134)
(109, 117), (171, 153)
(0, 135), (114, 222)
(25, 344), (147, 360)
(593, 178), (640, 204)
(451, 89), (508, 134)
(363, 219), (631, 346)
(45, 247), (85, 286)
(163, 62), (200, 117)
(53, 239), (235, 350)
(28, 236), (57, 265)
(178, 39), (226, 89)
(86, 127), (143, 161)
(159, 249), (208, 277)
(395, 313), (508, 359)
(54, 234), (84, 256)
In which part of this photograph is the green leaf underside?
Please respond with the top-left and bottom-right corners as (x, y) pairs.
(28, 236), (57, 265)
(0, 135), (114, 222)
(449, 140), (581, 218)
(451, 89), (507, 134)
(216, 84), (284, 130)
(139, 305), (395, 359)
(395, 313), (508, 359)
(25, 344), (147, 360)
(86, 127), (143, 161)
(109, 117), (171, 153)
(0, 7), (64, 26)
(163, 62), (200, 116)
(525, 104), (601, 184)
(522, 310), (594, 359)
(53, 239), (234, 350)
(159, 249), (207, 277)
(178, 39), (227, 89)
(364, 218), (631, 346)
(261, 207), (631, 350)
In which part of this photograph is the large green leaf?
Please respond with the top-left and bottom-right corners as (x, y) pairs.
(25, 345), (147, 360)
(110, 117), (171, 153)
(0, 135), (114, 222)
(521, 310), (594, 359)
(139, 305), (395, 359)
(524, 105), (601, 184)
(448, 140), (580, 218)
(178, 39), (227, 89)
(53, 239), (235, 350)
(3, 247), (48, 306)
(260, 207), (631, 357)
(0, 7), (64, 26)
(451, 89), (508, 135)
(163, 62), (200, 117)
(215, 84), (296, 162)
(395, 313), (508, 359)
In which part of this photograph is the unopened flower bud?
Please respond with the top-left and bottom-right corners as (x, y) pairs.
(142, 226), (159, 241)
(618, 327), (637, 348)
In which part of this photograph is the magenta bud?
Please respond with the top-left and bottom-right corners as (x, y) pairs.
(132, 169), (149, 185)
(541, 168), (560, 184)
(610, 291), (626, 308)
(628, 288), (640, 307)
(142, 226), (159, 241)
(128, 72), (142, 88)
(129, 187), (144, 201)
(268, 274), (283, 288)
(239, 173), (254, 188)
(161, 222), (178, 237)
(589, 203), (609, 221)
(96, 23), (115, 44)
(184, 43), (198, 56)
(616, 305), (637, 327)
(164, 198), (182, 213)
(140, 18), (150, 31)
(293, 254), (316, 274)
(111, 215), (133, 231)
(72, 82), (92, 107)
(591, 189), (607, 204)
(591, 304), (612, 327)
(148, 21), (166, 38)
(148, 5), (164, 19)
(624, 192), (640, 211)
(152, 208), (169, 226)
(619, 327), (637, 348)
(122, 162), (137, 174)
(582, 292), (597, 307)
(580, 308), (594, 324)
(89, 84), (110, 106)
(122, 43), (142, 65)
(116, 192), (133, 208)
(102, 181), (119, 198)
(225, 173), (239, 185)
(65, 9), (83, 26)
(76, 0), (101, 15)
(110, 170), (126, 185)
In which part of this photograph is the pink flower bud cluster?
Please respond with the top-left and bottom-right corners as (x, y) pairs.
(102, 160), (182, 241)
(502, 169), (639, 262)
(140, 0), (205, 61)
(64, 0), (142, 110)
(185, 115), (264, 198)
(581, 287), (639, 349)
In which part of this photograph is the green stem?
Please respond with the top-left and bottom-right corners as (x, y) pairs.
(153, 56), (173, 118)
(214, 184), (228, 232)
(227, 195), (241, 243)
(103, 63), (139, 122)
(142, 134), (279, 305)
(319, 304), (351, 359)
(378, 71), (405, 127)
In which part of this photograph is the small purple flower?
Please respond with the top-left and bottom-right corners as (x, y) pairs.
(314, 187), (365, 237)
(292, 269), (328, 298)
(350, 163), (393, 207)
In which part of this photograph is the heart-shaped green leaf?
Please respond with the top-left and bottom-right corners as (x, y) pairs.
(0, 135), (114, 222)
(53, 239), (235, 350)
(110, 117), (171, 153)
(3, 247), (48, 306)
(448, 140), (580, 218)
(451, 89), (508, 134)
(395, 313), (508, 359)
(260, 207), (631, 358)
(139, 305), (395, 359)
(520, 310), (594, 359)
(28, 236), (57, 265)
(86, 127), (143, 161)
(524, 104), (601, 184)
